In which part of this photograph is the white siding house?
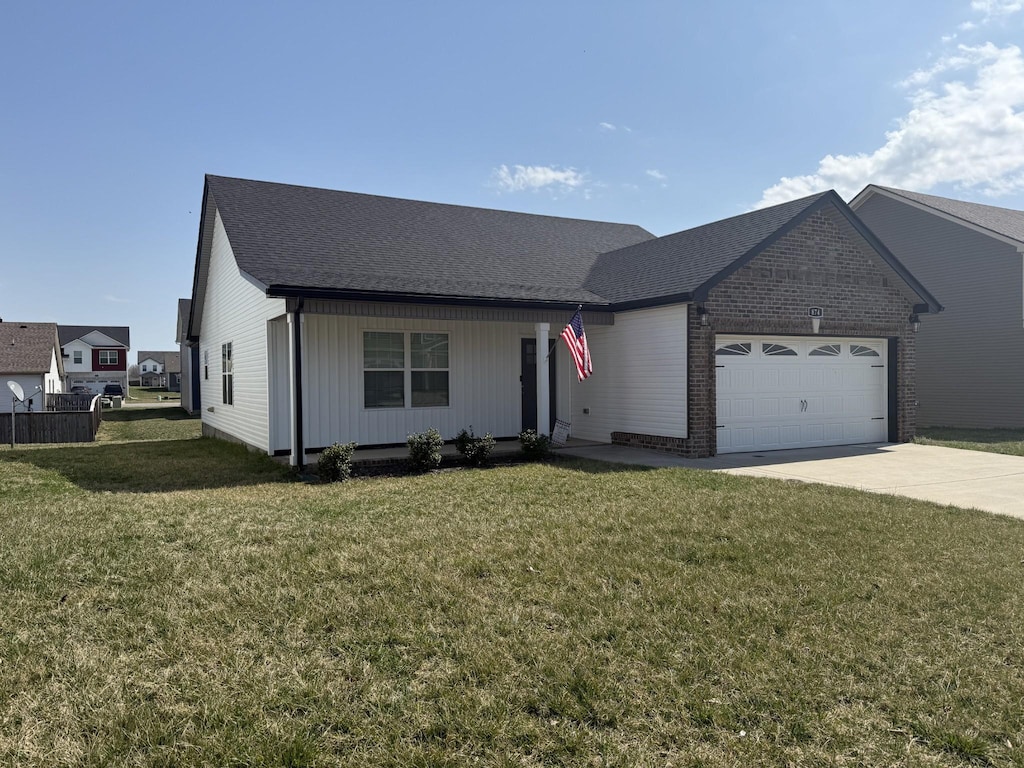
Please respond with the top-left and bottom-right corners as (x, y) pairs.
(198, 211), (286, 453)
(188, 176), (940, 464)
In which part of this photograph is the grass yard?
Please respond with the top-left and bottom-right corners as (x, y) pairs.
(97, 406), (201, 444)
(2, 416), (1024, 766)
(917, 427), (1024, 457)
(129, 386), (181, 403)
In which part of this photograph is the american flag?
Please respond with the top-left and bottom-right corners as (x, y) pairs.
(560, 308), (592, 381)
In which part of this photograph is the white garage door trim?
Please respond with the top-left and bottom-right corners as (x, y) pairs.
(716, 335), (888, 454)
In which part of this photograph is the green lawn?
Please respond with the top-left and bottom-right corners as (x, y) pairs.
(2, 415), (1024, 766)
(129, 385), (181, 402)
(97, 406), (201, 444)
(917, 426), (1024, 457)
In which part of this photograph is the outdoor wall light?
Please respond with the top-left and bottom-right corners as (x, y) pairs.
(696, 304), (709, 327)
(909, 314), (921, 333)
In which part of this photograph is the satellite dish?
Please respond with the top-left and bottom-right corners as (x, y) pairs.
(6, 381), (24, 401)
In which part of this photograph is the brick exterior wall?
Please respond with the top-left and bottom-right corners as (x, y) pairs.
(613, 205), (918, 458)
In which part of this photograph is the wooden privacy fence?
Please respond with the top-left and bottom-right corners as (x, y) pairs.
(1, 395), (103, 445)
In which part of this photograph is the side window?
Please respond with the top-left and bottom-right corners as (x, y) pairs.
(221, 343), (233, 405)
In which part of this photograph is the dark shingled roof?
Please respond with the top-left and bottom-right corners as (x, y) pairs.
(867, 186), (1024, 244)
(205, 175), (656, 305)
(586, 192), (833, 304)
(58, 325), (131, 348)
(138, 351), (181, 373)
(0, 322), (60, 374)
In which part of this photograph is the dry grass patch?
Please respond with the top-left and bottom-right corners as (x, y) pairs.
(1, 430), (1024, 765)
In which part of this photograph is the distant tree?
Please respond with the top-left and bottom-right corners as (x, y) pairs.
(127, 364), (140, 385)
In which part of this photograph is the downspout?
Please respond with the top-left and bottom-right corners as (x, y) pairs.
(293, 298), (305, 471)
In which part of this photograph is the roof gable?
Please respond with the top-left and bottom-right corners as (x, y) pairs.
(58, 325), (131, 348)
(0, 322), (63, 375)
(851, 185), (1024, 248)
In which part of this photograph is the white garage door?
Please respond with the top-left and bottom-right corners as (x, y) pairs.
(716, 336), (888, 454)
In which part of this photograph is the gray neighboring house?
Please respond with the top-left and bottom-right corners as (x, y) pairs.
(851, 185), (1024, 428)
(177, 299), (201, 413)
(188, 175), (941, 467)
(137, 351), (182, 390)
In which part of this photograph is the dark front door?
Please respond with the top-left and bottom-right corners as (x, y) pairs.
(521, 338), (556, 434)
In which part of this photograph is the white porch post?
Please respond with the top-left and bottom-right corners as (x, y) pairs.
(536, 322), (550, 436)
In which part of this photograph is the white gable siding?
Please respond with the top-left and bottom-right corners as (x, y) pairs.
(45, 349), (62, 394)
(62, 340), (93, 374)
(199, 210), (286, 452)
(569, 304), (688, 442)
(298, 314), (573, 449)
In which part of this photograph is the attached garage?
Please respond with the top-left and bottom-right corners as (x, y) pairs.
(715, 335), (888, 453)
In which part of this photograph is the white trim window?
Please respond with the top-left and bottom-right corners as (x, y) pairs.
(73, 351), (83, 365)
(98, 350), (119, 366)
(221, 342), (233, 405)
(363, 331), (449, 409)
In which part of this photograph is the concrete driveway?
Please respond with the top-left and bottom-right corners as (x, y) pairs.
(557, 442), (1024, 520)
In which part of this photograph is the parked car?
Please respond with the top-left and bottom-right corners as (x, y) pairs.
(102, 383), (125, 398)
(70, 385), (92, 395)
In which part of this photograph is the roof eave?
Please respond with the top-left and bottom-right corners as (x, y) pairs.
(264, 285), (611, 313)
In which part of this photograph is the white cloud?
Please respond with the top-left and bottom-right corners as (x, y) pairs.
(755, 42), (1024, 208)
(104, 294), (132, 304)
(971, 0), (1023, 19)
(599, 122), (617, 131)
(646, 169), (668, 181)
(491, 164), (587, 195)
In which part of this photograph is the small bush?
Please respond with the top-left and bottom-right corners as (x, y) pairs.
(519, 429), (551, 460)
(317, 441), (357, 483)
(407, 428), (444, 472)
(455, 426), (496, 467)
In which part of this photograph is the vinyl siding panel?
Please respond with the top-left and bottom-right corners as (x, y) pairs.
(570, 304), (688, 442)
(857, 195), (1024, 427)
(300, 314), (571, 448)
(199, 210), (286, 452)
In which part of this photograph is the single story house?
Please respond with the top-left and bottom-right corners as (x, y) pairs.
(851, 185), (1024, 429)
(0, 321), (64, 412)
(187, 175), (941, 467)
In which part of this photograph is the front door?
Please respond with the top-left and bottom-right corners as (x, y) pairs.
(521, 338), (556, 433)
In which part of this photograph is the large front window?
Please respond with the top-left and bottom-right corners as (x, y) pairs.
(363, 331), (449, 409)
(98, 350), (118, 366)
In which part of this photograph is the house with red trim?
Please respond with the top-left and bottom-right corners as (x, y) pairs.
(58, 325), (130, 396)
(186, 175), (942, 468)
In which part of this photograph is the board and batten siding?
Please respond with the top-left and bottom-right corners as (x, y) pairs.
(293, 314), (575, 450)
(199, 210), (286, 452)
(856, 194), (1024, 428)
(569, 304), (688, 443)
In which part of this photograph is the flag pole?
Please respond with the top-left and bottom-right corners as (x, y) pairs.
(545, 305), (582, 362)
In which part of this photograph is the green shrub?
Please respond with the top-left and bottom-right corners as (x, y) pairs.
(455, 426), (496, 466)
(519, 429), (551, 460)
(407, 428), (444, 472)
(316, 441), (357, 482)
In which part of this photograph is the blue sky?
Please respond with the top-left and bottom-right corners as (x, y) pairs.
(2, 1), (1023, 357)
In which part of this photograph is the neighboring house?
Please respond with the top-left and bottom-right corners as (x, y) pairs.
(851, 185), (1024, 429)
(187, 175), (941, 467)
(0, 321), (64, 412)
(58, 325), (130, 396)
(137, 351), (182, 390)
(176, 298), (201, 413)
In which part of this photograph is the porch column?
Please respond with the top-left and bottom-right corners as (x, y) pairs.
(536, 322), (550, 436)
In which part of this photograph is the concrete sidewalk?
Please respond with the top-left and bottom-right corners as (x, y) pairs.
(556, 442), (1024, 520)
